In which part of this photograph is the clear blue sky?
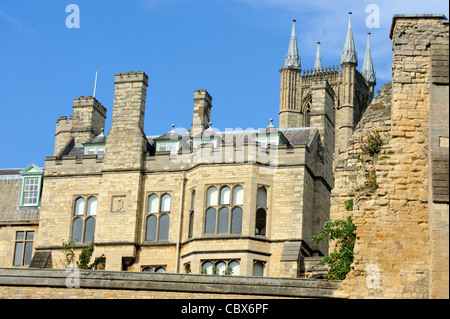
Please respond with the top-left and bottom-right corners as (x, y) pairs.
(0, 0), (448, 169)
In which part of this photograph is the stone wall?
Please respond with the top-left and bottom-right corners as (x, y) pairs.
(0, 267), (342, 299)
(331, 14), (448, 299)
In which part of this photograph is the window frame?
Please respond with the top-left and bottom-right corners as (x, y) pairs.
(71, 195), (98, 244)
(83, 143), (105, 158)
(255, 186), (269, 236)
(13, 230), (34, 267)
(204, 184), (244, 236)
(201, 259), (240, 276)
(144, 192), (172, 242)
(19, 164), (44, 207)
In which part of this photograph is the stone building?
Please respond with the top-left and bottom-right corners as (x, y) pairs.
(0, 13), (448, 299)
(1, 14), (375, 277)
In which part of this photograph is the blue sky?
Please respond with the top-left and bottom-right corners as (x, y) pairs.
(0, 0), (448, 169)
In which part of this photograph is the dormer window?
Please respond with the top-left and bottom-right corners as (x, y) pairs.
(84, 144), (105, 158)
(19, 164), (44, 207)
(156, 141), (179, 154)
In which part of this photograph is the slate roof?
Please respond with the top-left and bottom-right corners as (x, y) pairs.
(63, 127), (311, 160)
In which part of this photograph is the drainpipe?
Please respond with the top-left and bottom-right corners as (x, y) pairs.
(175, 173), (186, 273)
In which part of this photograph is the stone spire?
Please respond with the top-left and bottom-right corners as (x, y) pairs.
(340, 12), (358, 65)
(284, 20), (301, 69)
(361, 33), (376, 84)
(314, 42), (323, 71)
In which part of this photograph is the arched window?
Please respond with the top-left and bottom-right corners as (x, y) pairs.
(188, 211), (194, 238)
(146, 215), (157, 241)
(216, 261), (227, 275)
(145, 193), (172, 242)
(160, 194), (171, 212)
(72, 196), (97, 243)
(255, 208), (267, 236)
(83, 217), (96, 243)
(148, 194), (159, 213)
(204, 207), (216, 234)
(206, 187), (218, 206)
(155, 266), (166, 273)
(231, 207), (242, 234)
(257, 187), (267, 208)
(202, 261), (213, 274)
(72, 217), (83, 243)
(188, 190), (195, 239)
(229, 260), (240, 276)
(253, 261), (265, 277)
(204, 185), (244, 235)
(233, 186), (244, 205)
(218, 207), (229, 234)
(86, 197), (97, 216)
(201, 260), (240, 276)
(256, 187), (268, 236)
(219, 186), (230, 205)
(158, 214), (170, 241)
(74, 197), (85, 216)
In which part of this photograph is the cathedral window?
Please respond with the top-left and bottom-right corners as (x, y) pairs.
(204, 185), (243, 235)
(71, 196), (97, 243)
(145, 193), (171, 241)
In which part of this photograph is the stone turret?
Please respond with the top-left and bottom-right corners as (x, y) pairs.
(279, 20), (302, 129)
(54, 96), (107, 157)
(337, 12), (358, 154)
(361, 33), (377, 99)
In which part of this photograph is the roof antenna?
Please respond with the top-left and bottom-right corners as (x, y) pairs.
(93, 71), (98, 98)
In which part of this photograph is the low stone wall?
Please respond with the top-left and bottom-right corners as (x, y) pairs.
(0, 267), (342, 299)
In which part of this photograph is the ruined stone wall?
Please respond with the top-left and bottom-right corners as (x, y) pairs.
(331, 15), (448, 299)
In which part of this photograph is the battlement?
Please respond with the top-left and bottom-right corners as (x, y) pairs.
(73, 96), (107, 117)
(114, 71), (149, 85)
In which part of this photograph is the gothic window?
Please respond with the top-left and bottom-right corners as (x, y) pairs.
(71, 196), (97, 243)
(204, 185), (243, 235)
(252, 260), (266, 277)
(201, 259), (240, 275)
(142, 265), (166, 273)
(188, 190), (195, 239)
(145, 193), (171, 241)
(13, 231), (34, 266)
(301, 95), (312, 128)
(255, 187), (268, 236)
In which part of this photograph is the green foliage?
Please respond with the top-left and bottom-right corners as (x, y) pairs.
(360, 131), (383, 157)
(61, 240), (105, 270)
(344, 198), (354, 211)
(311, 216), (357, 280)
(223, 266), (234, 276)
(61, 240), (76, 267)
